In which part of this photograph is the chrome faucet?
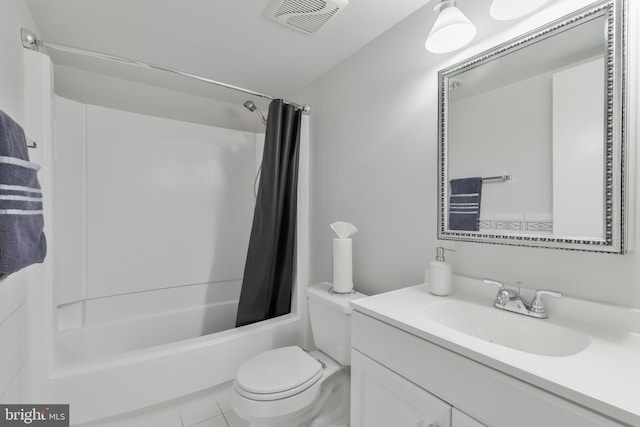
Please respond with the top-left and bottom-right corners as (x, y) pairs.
(483, 278), (562, 319)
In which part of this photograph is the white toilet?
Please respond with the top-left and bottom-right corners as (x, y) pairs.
(231, 282), (365, 426)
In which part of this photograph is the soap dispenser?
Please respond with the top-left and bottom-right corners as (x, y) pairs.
(428, 247), (453, 296)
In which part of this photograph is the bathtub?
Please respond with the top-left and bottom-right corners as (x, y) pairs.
(48, 281), (305, 424)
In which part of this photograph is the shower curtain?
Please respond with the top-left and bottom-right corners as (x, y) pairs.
(236, 99), (302, 327)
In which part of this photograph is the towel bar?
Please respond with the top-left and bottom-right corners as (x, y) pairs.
(481, 174), (511, 182)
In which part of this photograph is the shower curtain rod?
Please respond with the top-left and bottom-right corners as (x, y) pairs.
(20, 29), (311, 115)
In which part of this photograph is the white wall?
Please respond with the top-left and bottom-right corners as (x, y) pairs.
(54, 97), (258, 315)
(0, 0), (39, 403)
(298, 0), (640, 308)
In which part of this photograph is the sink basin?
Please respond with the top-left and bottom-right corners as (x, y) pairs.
(423, 300), (590, 357)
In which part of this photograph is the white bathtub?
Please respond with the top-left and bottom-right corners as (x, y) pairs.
(48, 282), (305, 425)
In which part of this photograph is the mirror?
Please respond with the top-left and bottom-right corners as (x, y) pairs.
(437, 0), (630, 253)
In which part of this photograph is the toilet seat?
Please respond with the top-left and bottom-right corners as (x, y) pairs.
(234, 346), (323, 401)
(232, 349), (347, 425)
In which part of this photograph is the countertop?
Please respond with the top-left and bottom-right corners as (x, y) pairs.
(350, 276), (640, 426)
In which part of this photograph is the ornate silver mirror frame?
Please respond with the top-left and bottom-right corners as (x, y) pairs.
(437, 0), (630, 253)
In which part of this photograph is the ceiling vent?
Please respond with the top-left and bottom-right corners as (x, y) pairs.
(266, 0), (349, 35)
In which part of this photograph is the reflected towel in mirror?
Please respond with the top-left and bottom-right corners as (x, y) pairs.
(449, 177), (482, 231)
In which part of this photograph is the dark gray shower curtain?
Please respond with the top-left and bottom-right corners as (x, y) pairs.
(235, 99), (302, 327)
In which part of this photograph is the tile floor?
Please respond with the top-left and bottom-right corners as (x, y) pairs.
(78, 381), (248, 427)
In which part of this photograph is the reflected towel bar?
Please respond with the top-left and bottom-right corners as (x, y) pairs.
(481, 174), (512, 182)
(26, 137), (37, 149)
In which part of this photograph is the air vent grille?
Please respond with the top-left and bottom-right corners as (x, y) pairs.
(267, 0), (348, 35)
(286, 9), (339, 33)
(274, 0), (327, 17)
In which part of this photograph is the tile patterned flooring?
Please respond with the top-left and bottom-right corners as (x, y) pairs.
(78, 381), (248, 427)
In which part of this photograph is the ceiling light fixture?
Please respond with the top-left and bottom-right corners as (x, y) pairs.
(489, 0), (550, 20)
(425, 0), (477, 54)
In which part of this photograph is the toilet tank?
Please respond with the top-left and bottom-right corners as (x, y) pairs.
(307, 282), (366, 365)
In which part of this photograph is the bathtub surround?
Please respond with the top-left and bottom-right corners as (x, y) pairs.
(236, 100), (302, 327)
(54, 97), (255, 303)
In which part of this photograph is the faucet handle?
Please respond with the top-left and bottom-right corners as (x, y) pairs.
(483, 278), (517, 306)
(530, 290), (562, 317)
(483, 278), (505, 289)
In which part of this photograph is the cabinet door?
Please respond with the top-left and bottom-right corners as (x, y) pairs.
(351, 350), (451, 427)
(452, 408), (487, 427)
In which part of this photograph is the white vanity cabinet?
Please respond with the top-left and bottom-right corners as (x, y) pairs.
(351, 349), (486, 427)
(351, 350), (452, 427)
(452, 409), (487, 427)
(350, 311), (627, 427)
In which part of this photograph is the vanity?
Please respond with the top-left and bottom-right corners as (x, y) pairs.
(349, 276), (640, 427)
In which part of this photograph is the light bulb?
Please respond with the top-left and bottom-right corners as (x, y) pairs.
(425, 3), (477, 54)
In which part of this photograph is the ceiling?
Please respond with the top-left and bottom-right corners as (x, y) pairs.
(23, 0), (440, 107)
(22, 0), (563, 129)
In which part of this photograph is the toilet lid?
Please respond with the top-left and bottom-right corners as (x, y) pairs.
(236, 346), (323, 396)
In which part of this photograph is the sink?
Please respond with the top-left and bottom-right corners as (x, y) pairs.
(423, 300), (590, 357)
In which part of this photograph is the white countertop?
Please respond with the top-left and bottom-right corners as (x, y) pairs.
(350, 276), (640, 426)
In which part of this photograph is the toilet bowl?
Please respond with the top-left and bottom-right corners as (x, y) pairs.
(231, 282), (365, 426)
(232, 347), (349, 426)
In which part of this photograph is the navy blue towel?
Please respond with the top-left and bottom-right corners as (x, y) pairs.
(449, 177), (482, 231)
(0, 110), (47, 282)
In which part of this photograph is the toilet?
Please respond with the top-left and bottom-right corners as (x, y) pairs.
(231, 282), (365, 426)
